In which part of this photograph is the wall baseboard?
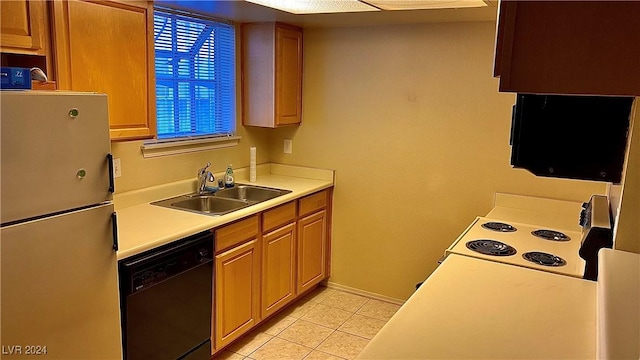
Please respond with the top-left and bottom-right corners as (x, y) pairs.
(323, 281), (405, 305)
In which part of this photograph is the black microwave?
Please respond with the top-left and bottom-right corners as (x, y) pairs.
(510, 94), (634, 183)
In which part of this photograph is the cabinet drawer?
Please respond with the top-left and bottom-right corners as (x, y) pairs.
(263, 201), (296, 233)
(215, 215), (259, 253)
(298, 190), (327, 217)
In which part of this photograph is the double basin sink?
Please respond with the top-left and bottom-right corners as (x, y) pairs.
(151, 184), (292, 216)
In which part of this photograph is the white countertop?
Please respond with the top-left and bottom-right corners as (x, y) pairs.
(115, 164), (334, 259)
(358, 254), (597, 359)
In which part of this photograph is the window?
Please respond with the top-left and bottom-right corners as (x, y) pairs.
(153, 8), (235, 140)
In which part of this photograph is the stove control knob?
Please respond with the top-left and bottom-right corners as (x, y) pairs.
(579, 209), (587, 226)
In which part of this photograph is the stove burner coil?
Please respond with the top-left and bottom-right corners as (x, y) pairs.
(522, 252), (567, 267)
(531, 229), (571, 242)
(465, 240), (517, 256)
(481, 222), (517, 232)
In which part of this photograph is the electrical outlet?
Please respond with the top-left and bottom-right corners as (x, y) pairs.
(284, 139), (293, 154)
(113, 158), (122, 178)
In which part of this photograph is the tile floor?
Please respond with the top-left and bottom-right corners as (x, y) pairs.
(213, 286), (402, 360)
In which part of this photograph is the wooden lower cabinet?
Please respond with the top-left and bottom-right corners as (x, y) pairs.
(262, 222), (296, 318)
(214, 239), (261, 351)
(212, 189), (331, 355)
(297, 210), (327, 294)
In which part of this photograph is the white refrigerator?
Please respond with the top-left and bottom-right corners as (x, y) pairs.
(1, 91), (123, 359)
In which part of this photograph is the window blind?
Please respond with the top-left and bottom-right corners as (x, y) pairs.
(154, 9), (235, 139)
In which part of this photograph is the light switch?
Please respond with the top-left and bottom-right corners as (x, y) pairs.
(113, 158), (122, 178)
(284, 139), (293, 154)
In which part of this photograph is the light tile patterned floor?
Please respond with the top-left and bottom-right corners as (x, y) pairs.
(213, 287), (402, 360)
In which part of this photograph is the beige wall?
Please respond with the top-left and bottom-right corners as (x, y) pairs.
(111, 126), (270, 193)
(268, 21), (605, 300)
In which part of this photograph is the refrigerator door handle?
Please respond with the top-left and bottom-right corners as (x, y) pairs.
(107, 153), (115, 193)
(111, 212), (119, 252)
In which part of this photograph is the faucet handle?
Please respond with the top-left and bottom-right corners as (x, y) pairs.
(197, 162), (212, 176)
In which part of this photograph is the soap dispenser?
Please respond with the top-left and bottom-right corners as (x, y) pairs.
(224, 164), (235, 188)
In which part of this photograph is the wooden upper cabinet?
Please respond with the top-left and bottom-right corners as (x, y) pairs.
(1, 0), (47, 54)
(52, 0), (156, 140)
(242, 22), (303, 128)
(1, 0), (54, 81)
(494, 1), (640, 96)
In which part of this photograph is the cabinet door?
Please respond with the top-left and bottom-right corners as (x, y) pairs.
(494, 1), (640, 96)
(262, 223), (296, 318)
(242, 22), (302, 128)
(52, 0), (156, 140)
(0, 0), (46, 53)
(214, 239), (260, 350)
(297, 210), (327, 294)
(275, 25), (302, 126)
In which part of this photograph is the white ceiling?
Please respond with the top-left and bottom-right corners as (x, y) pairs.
(156, 0), (498, 28)
(243, 0), (490, 14)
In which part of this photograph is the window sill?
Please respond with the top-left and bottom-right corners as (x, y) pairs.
(141, 135), (241, 158)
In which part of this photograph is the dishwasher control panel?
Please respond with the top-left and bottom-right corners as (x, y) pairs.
(119, 232), (213, 294)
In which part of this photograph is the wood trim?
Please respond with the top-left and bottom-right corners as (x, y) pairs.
(325, 187), (333, 278)
(144, 0), (157, 139)
(109, 128), (154, 141)
(51, 0), (72, 89)
(215, 215), (260, 253)
(31, 80), (56, 90)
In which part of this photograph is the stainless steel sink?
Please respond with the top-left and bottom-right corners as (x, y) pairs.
(151, 184), (291, 216)
(170, 196), (249, 215)
(215, 184), (290, 203)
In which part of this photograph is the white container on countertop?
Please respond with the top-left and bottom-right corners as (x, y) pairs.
(250, 147), (257, 182)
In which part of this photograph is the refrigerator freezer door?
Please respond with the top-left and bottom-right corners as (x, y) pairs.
(1, 91), (112, 224)
(1, 203), (122, 359)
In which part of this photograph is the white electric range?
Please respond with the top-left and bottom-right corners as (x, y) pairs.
(445, 216), (586, 277)
(359, 194), (628, 360)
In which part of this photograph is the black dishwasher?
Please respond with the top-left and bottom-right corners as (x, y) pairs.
(119, 231), (213, 360)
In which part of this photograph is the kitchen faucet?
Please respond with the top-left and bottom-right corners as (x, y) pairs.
(197, 162), (216, 194)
